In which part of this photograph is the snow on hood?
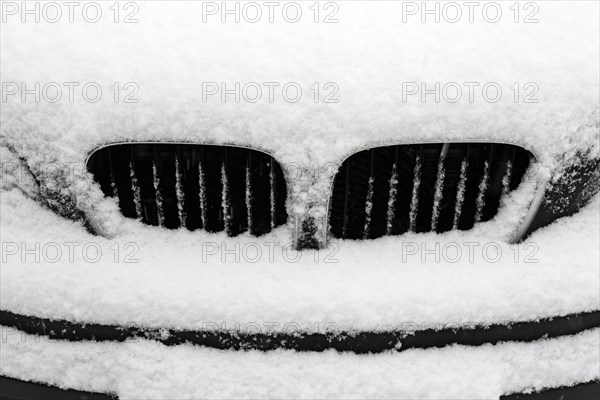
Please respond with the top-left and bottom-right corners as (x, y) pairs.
(1, 1), (599, 170)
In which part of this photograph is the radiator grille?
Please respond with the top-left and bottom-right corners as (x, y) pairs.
(87, 144), (288, 236)
(329, 143), (532, 239)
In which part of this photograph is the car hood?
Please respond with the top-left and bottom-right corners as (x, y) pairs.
(1, 1), (599, 171)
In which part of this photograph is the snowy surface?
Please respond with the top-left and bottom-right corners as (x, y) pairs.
(1, 3), (599, 396)
(1, 187), (598, 332)
(1, 327), (598, 399)
(2, 1), (598, 168)
(1, 1), (599, 230)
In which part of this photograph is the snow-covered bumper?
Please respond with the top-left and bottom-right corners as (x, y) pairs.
(1, 186), (599, 397)
(0, 329), (599, 399)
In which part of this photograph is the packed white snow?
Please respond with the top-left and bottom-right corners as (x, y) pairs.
(1, 1), (598, 176)
(1, 327), (598, 399)
(1, 187), (598, 332)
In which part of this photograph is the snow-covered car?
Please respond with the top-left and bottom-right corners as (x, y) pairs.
(1, 1), (599, 399)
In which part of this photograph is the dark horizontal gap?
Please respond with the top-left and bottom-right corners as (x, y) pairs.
(501, 380), (600, 400)
(0, 376), (116, 400)
(1, 309), (597, 355)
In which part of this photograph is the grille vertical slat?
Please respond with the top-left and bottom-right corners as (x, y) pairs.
(363, 150), (375, 239)
(221, 157), (232, 236)
(474, 160), (490, 223)
(431, 143), (450, 232)
(175, 156), (186, 228)
(269, 158), (276, 230)
(329, 143), (532, 240)
(88, 144), (288, 237)
(129, 161), (142, 220)
(198, 157), (208, 230)
(502, 160), (512, 196)
(363, 177), (374, 239)
(246, 153), (253, 235)
(385, 157), (398, 235)
(408, 151), (422, 232)
(152, 160), (165, 227)
(452, 157), (469, 230)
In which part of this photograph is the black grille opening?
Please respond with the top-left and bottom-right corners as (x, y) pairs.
(329, 143), (532, 240)
(87, 144), (288, 236)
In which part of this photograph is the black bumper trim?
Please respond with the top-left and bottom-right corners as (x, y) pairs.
(1, 309), (598, 354)
(0, 376), (115, 400)
(501, 380), (600, 400)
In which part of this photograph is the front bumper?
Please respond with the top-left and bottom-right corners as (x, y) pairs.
(1, 326), (598, 399)
(4, 377), (597, 400)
